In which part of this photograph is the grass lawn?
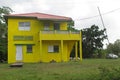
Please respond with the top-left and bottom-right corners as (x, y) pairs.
(0, 59), (120, 80)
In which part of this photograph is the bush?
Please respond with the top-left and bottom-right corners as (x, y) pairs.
(99, 67), (120, 80)
(90, 66), (120, 80)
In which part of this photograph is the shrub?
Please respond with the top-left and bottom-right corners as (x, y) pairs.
(90, 66), (120, 80)
(99, 67), (120, 80)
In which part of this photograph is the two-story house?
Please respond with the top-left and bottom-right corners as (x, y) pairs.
(4, 12), (82, 63)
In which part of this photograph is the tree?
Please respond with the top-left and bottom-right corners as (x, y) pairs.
(107, 39), (120, 56)
(0, 6), (13, 62)
(0, 6), (13, 37)
(67, 20), (77, 31)
(82, 25), (107, 58)
(107, 43), (114, 53)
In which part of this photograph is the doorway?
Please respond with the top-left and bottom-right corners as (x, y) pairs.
(16, 45), (23, 61)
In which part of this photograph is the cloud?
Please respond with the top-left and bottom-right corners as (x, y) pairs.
(10, 0), (50, 13)
(1, 0), (120, 45)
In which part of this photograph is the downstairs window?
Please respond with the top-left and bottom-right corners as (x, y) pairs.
(48, 45), (59, 53)
(27, 45), (32, 53)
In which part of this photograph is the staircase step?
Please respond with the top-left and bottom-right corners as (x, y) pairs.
(10, 62), (23, 67)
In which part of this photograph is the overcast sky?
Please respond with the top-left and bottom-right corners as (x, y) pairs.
(1, 0), (120, 48)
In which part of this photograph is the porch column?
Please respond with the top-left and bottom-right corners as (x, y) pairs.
(79, 30), (82, 61)
(40, 40), (42, 61)
(75, 42), (78, 61)
(39, 31), (42, 61)
(61, 40), (63, 62)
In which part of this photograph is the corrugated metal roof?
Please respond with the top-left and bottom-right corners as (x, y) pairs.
(5, 12), (72, 21)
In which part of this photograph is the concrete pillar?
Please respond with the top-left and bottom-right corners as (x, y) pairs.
(61, 40), (63, 62)
(39, 31), (42, 61)
(40, 40), (42, 61)
(79, 31), (82, 61)
(75, 42), (78, 61)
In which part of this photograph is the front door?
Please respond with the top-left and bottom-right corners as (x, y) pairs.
(16, 45), (23, 61)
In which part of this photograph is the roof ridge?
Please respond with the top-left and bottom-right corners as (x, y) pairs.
(5, 12), (72, 21)
(10, 12), (71, 18)
(10, 12), (38, 15)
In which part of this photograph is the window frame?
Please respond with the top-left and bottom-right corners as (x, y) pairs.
(54, 23), (60, 30)
(48, 45), (59, 53)
(44, 23), (50, 30)
(26, 45), (33, 53)
(19, 22), (30, 31)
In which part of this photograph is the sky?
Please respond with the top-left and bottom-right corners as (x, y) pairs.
(1, 0), (120, 48)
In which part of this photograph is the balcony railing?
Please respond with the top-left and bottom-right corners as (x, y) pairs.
(39, 30), (81, 40)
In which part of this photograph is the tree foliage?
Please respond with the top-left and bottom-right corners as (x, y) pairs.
(107, 39), (120, 56)
(0, 6), (13, 37)
(0, 6), (12, 62)
(82, 25), (107, 58)
(67, 20), (77, 31)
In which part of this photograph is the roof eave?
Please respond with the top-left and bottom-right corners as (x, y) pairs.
(4, 15), (37, 19)
(38, 18), (72, 22)
(4, 15), (73, 23)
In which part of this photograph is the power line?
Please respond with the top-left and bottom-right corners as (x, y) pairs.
(75, 7), (120, 21)
(97, 7), (110, 44)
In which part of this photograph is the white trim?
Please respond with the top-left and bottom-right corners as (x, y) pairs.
(48, 45), (54, 52)
(19, 22), (30, 31)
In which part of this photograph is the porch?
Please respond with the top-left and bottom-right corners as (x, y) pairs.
(39, 30), (83, 62)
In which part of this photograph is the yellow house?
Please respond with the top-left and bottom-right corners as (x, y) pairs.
(4, 12), (82, 63)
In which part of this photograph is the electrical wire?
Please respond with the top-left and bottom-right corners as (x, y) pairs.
(74, 7), (120, 44)
(97, 7), (110, 44)
(75, 7), (120, 21)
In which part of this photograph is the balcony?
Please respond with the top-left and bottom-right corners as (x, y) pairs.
(39, 30), (81, 40)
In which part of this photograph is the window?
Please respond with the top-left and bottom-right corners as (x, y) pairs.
(27, 45), (32, 53)
(44, 23), (50, 30)
(54, 23), (60, 30)
(19, 22), (30, 31)
(48, 45), (59, 53)
(54, 45), (59, 52)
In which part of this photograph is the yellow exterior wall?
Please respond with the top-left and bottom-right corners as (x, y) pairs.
(8, 18), (42, 63)
(8, 17), (82, 63)
(41, 40), (61, 62)
(60, 22), (67, 30)
(40, 40), (75, 62)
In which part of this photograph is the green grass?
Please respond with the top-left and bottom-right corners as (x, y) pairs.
(0, 59), (120, 80)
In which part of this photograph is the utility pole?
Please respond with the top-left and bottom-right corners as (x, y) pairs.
(97, 7), (110, 44)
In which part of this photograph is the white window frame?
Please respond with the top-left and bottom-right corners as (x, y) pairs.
(48, 45), (54, 52)
(19, 22), (30, 31)
(48, 45), (59, 53)
(44, 23), (50, 30)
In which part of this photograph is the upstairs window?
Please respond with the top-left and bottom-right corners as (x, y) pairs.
(54, 23), (60, 30)
(19, 22), (30, 31)
(48, 45), (59, 53)
(44, 23), (50, 30)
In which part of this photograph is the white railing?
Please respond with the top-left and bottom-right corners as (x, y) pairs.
(41, 30), (80, 34)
